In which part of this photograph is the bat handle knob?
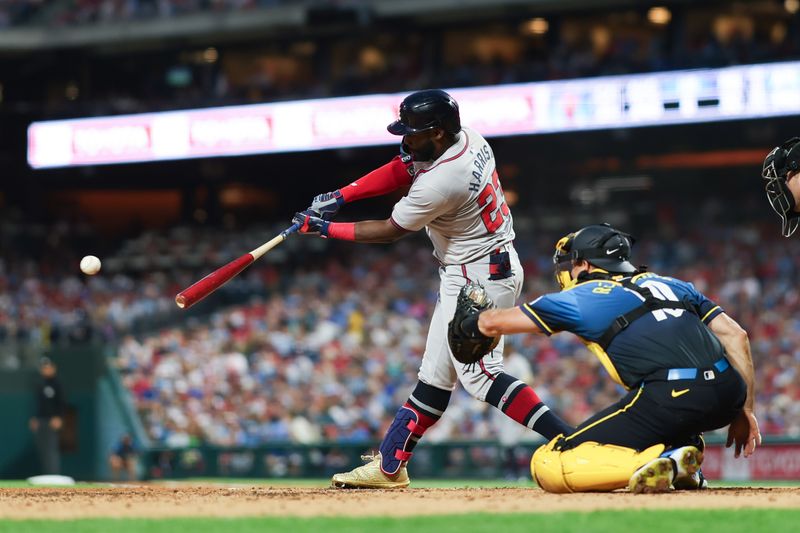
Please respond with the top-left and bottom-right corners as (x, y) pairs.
(282, 223), (301, 239)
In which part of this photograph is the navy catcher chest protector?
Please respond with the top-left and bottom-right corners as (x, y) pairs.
(595, 276), (697, 350)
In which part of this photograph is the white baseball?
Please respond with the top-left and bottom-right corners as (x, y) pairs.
(80, 255), (102, 275)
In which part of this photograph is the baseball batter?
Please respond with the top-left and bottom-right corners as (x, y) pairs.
(292, 89), (572, 488)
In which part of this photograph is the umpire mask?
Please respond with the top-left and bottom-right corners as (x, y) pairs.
(763, 137), (800, 237)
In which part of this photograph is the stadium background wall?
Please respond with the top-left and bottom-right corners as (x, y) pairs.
(0, 346), (146, 480)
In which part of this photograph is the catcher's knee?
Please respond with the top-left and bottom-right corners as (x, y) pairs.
(531, 437), (665, 493)
(531, 436), (571, 493)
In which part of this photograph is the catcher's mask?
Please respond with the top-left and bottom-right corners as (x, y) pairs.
(553, 224), (636, 290)
(763, 137), (800, 237)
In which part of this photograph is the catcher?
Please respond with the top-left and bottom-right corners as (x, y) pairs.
(762, 136), (800, 236)
(448, 223), (761, 493)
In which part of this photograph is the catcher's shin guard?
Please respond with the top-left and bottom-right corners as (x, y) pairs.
(379, 381), (450, 475)
(531, 437), (665, 493)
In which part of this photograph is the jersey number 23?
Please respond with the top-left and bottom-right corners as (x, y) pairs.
(478, 171), (510, 233)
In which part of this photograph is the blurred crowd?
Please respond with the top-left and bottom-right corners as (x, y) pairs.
(100, 224), (800, 446)
(0, 0), (295, 27)
(4, 213), (800, 444)
(0, 215), (178, 365)
(115, 242), (439, 447)
(0, 213), (323, 367)
(0, 0), (39, 27)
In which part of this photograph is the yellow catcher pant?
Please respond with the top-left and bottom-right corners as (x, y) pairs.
(531, 436), (665, 493)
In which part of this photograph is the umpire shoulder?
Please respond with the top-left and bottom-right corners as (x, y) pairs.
(448, 283), (500, 364)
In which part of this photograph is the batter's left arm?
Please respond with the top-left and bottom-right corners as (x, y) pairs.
(307, 157), (414, 220)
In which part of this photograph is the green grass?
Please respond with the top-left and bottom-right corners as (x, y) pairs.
(1, 510), (799, 533)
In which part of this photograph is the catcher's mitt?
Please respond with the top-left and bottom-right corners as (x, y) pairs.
(447, 282), (500, 365)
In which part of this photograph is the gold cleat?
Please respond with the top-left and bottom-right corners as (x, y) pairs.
(331, 453), (410, 489)
(628, 457), (674, 494)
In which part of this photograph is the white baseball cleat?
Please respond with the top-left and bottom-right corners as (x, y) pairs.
(331, 453), (410, 489)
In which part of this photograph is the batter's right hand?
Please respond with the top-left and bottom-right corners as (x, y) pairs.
(309, 190), (344, 221)
(293, 210), (330, 237)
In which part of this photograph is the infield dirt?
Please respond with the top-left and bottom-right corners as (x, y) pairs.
(1, 486), (799, 519)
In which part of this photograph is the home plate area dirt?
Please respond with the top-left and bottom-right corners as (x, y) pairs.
(1, 486), (799, 519)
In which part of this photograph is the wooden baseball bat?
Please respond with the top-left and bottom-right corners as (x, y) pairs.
(175, 223), (300, 310)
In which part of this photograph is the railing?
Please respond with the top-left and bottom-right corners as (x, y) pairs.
(144, 441), (540, 480)
(143, 436), (800, 481)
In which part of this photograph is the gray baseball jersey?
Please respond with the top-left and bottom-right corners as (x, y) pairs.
(388, 127), (528, 405)
(390, 127), (515, 265)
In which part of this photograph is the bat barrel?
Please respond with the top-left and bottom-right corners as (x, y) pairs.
(175, 253), (255, 309)
(175, 223), (299, 310)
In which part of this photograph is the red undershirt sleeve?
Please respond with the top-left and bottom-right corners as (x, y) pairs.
(338, 156), (414, 203)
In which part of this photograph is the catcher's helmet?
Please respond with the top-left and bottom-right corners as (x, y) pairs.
(554, 224), (637, 276)
(762, 137), (800, 237)
(387, 89), (461, 136)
